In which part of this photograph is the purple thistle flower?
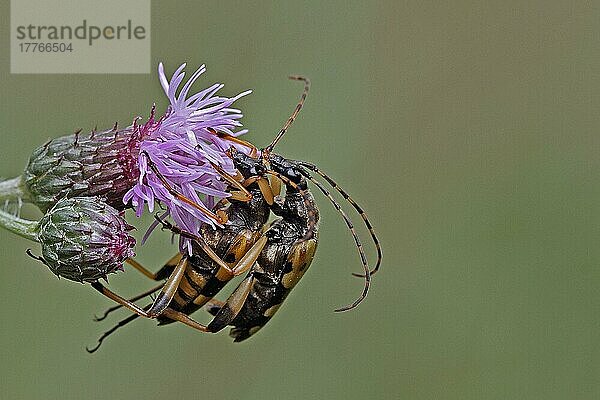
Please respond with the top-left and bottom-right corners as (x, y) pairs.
(15, 62), (250, 254)
(123, 63), (252, 253)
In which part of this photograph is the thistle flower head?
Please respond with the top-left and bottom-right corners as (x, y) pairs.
(24, 124), (143, 213)
(124, 63), (252, 252)
(22, 62), (252, 253)
(37, 197), (135, 283)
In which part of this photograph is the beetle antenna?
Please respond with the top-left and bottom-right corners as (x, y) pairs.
(264, 76), (310, 154)
(299, 172), (371, 311)
(298, 161), (382, 277)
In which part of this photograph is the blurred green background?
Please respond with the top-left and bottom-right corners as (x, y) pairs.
(1, 1), (599, 399)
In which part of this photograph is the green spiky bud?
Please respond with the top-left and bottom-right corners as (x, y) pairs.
(37, 197), (136, 283)
(23, 125), (142, 212)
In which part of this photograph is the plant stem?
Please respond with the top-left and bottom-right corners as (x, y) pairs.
(0, 176), (26, 202)
(0, 208), (38, 241)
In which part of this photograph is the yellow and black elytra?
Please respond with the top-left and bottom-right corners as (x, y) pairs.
(205, 154), (320, 341)
(87, 76), (382, 349)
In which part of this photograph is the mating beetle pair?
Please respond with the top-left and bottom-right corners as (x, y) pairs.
(87, 77), (382, 352)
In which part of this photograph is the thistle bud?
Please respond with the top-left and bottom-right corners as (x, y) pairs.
(37, 197), (136, 283)
(11, 62), (252, 253)
(24, 125), (142, 213)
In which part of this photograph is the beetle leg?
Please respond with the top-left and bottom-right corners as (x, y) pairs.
(210, 160), (276, 206)
(165, 273), (257, 334)
(206, 273), (257, 333)
(211, 233), (267, 282)
(209, 161), (253, 201)
(89, 276), (255, 346)
(269, 174), (282, 197)
(207, 127), (259, 158)
(242, 176), (274, 205)
(160, 308), (209, 332)
(89, 300), (228, 353)
(231, 235), (267, 275)
(257, 177), (274, 205)
(91, 256), (189, 319)
(125, 253), (181, 281)
(229, 191), (252, 201)
(93, 254), (182, 320)
(91, 282), (154, 318)
(94, 283), (164, 322)
(146, 256), (189, 317)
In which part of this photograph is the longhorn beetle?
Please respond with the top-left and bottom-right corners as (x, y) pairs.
(87, 78), (313, 351)
(87, 77), (382, 349)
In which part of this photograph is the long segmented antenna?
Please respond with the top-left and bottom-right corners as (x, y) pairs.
(298, 162), (382, 277)
(264, 76), (310, 154)
(263, 170), (318, 243)
(86, 308), (146, 353)
(300, 173), (371, 312)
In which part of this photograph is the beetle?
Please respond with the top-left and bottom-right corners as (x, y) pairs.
(86, 79), (311, 352)
(199, 141), (383, 341)
(87, 77), (382, 349)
